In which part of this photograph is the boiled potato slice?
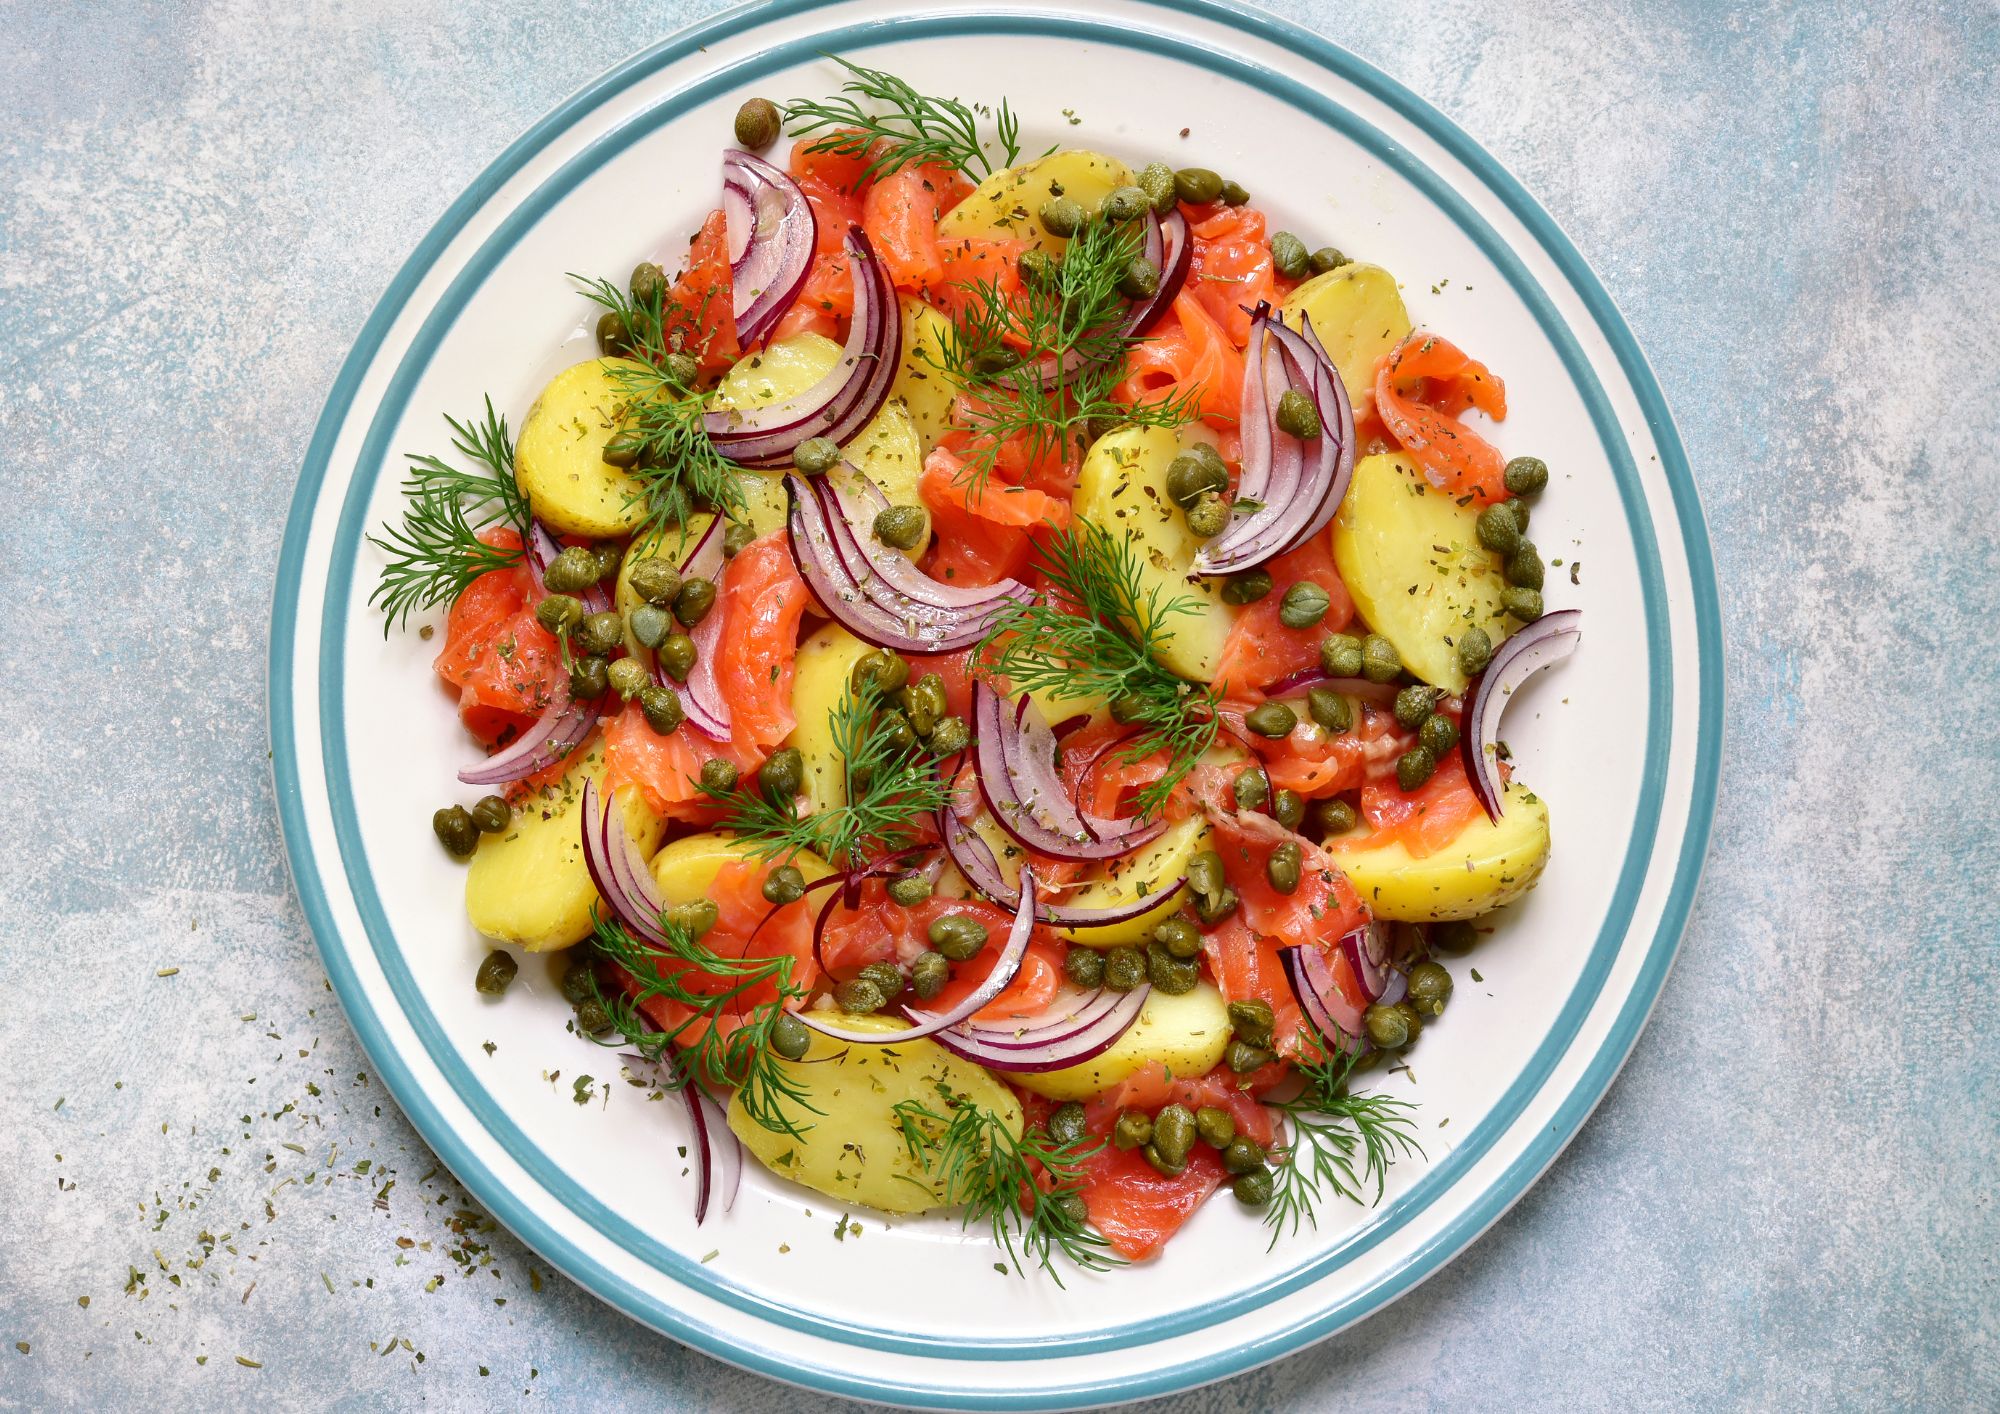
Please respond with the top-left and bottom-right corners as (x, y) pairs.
(937, 149), (1134, 254)
(728, 1013), (1024, 1213)
(843, 399), (928, 557)
(1278, 262), (1411, 406)
(713, 331), (843, 410)
(465, 735), (664, 952)
(514, 359), (651, 538)
(1058, 816), (1213, 948)
(789, 623), (876, 814)
(1332, 452), (1512, 694)
(890, 297), (959, 454)
(649, 831), (834, 902)
(1073, 424), (1236, 681)
(1014, 983), (1232, 1102)
(1334, 782), (1550, 922)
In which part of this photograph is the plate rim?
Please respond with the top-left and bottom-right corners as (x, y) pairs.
(268, 0), (1722, 1404)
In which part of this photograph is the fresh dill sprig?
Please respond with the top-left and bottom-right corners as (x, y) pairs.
(701, 680), (949, 871)
(782, 55), (1027, 186)
(890, 1082), (1120, 1284)
(583, 912), (819, 1138)
(978, 520), (1219, 817)
(1261, 1038), (1424, 1249)
(367, 398), (529, 632)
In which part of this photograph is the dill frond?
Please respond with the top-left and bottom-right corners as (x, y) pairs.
(1261, 1039), (1424, 1248)
(782, 55), (1028, 186)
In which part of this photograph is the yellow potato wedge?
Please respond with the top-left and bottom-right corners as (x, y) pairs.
(513, 359), (651, 538)
(788, 623), (876, 815)
(1057, 816), (1214, 948)
(1333, 782), (1550, 922)
(937, 149), (1134, 254)
(1013, 983), (1232, 1102)
(1277, 262), (1412, 406)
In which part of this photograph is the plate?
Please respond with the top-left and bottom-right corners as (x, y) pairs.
(268, 0), (1721, 1405)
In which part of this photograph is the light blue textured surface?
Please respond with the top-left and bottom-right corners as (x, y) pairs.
(2, 2), (1993, 1410)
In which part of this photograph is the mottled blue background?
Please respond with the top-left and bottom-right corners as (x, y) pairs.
(3, 1), (1995, 1408)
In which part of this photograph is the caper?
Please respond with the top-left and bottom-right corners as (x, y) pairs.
(1195, 1106), (1237, 1150)
(1227, 998), (1275, 1047)
(759, 747), (804, 803)
(900, 673), (947, 737)
(638, 683), (683, 734)
(1187, 849), (1226, 901)
(572, 612), (622, 658)
(1232, 1168), (1275, 1207)
(535, 594), (584, 637)
(873, 504), (929, 551)
(1102, 184), (1152, 223)
(1048, 1102), (1090, 1147)
(601, 429), (643, 469)
(1136, 161), (1179, 214)
(1219, 179), (1250, 206)
(1360, 633), (1403, 683)
(1506, 540), (1545, 590)
(1406, 960), (1454, 1017)
(569, 655), (610, 701)
(663, 351), (699, 387)
(607, 657), (650, 700)
(971, 347), (1022, 377)
(1456, 625), (1494, 677)
(629, 259), (667, 307)
(769, 1012), (810, 1060)
(1230, 764), (1269, 813)
(928, 913), (989, 961)
(1396, 745), (1437, 791)
(1195, 886), (1239, 925)
(1364, 1001), (1418, 1049)
(574, 999), (612, 1035)
(1185, 489), (1230, 539)
(673, 577), (717, 627)
(1142, 1142), (1185, 1178)
(1503, 586), (1545, 622)
(474, 949), (518, 996)
(1275, 388), (1322, 440)
(469, 795), (511, 833)
(1064, 946), (1106, 989)
(792, 435), (841, 475)
(1394, 684), (1442, 730)
(1146, 943), (1200, 995)
(1504, 456), (1550, 495)
(1107, 694), (1149, 726)
(589, 542), (624, 583)
(876, 710), (918, 756)
(1225, 1038), (1272, 1073)
(1017, 247), (1059, 291)
(1154, 914), (1202, 960)
(1509, 497), (1531, 534)
(1278, 581), (1331, 629)
(1103, 945), (1147, 992)
(1430, 919), (1479, 954)
(733, 96), (781, 150)
(559, 952), (597, 1005)
(1222, 1138), (1265, 1175)
(1419, 712), (1458, 757)
(1173, 167), (1223, 204)
(722, 521), (756, 558)
(886, 872), (933, 907)
(1320, 632), (1364, 679)
(1222, 569), (1273, 605)
(620, 605), (667, 656)
(1117, 254), (1160, 300)
(1270, 787), (1306, 831)
(859, 961), (905, 1000)
(650, 632), (694, 682)
(1307, 684), (1353, 734)
(433, 805), (478, 858)
(543, 545), (604, 594)
(698, 758), (739, 794)
(1269, 231), (1310, 281)
(1165, 444), (1230, 508)
(835, 977), (886, 1014)
(909, 951), (950, 1001)
(1038, 195), (1084, 237)
(1266, 841), (1303, 895)
(928, 715), (971, 757)
(1244, 701), (1297, 738)
(1113, 1110), (1153, 1150)
(1312, 797), (1359, 837)
(1151, 1104), (1197, 1167)
(762, 864), (807, 906)
(595, 309), (632, 356)
(850, 648), (910, 697)
(1476, 501), (1522, 554)
(1309, 246), (1350, 274)
(666, 897), (719, 940)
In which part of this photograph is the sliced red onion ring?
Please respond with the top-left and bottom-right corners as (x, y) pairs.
(1337, 921), (1398, 1003)
(924, 983), (1150, 1073)
(972, 684), (1165, 860)
(1282, 942), (1367, 1057)
(458, 673), (598, 785)
(1461, 608), (1582, 822)
(936, 805), (1187, 926)
(579, 778), (673, 947)
(721, 150), (817, 349)
(669, 517), (731, 739)
(1030, 208), (1189, 389)
(796, 872), (1043, 1045)
(620, 1050), (742, 1225)
(1264, 668), (1401, 706)
(703, 226), (900, 467)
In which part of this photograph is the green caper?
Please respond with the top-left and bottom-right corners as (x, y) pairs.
(535, 594), (584, 637)
(909, 951), (950, 1001)
(769, 1012), (810, 1060)
(1270, 787), (1306, 831)
(1266, 841), (1303, 895)
(1222, 569), (1273, 605)
(1064, 946), (1105, 989)
(698, 758), (739, 794)
(1195, 1106), (1237, 1150)
(759, 747), (804, 803)
(859, 961), (905, 1000)
(474, 949), (517, 996)
(1360, 633), (1403, 683)
(1136, 161), (1179, 214)
(1113, 1110), (1153, 1150)
(1506, 540), (1545, 590)
(1173, 167), (1223, 203)
(1227, 998), (1275, 1047)
(1456, 625), (1494, 677)
(1219, 179), (1250, 206)
(1364, 1001), (1418, 1049)
(1430, 919), (1479, 954)
(1394, 684), (1442, 729)
(1307, 684), (1353, 734)
(569, 655), (610, 701)
(1165, 445), (1230, 509)
(652, 632), (694, 682)
(876, 710), (917, 756)
(592, 542), (625, 582)
(601, 430), (643, 468)
(1048, 1102), (1089, 1147)
(629, 259), (667, 307)
(664, 351), (699, 387)
(543, 545), (603, 594)
(1309, 246), (1350, 274)
(1017, 247), (1059, 291)
(1419, 713), (1458, 757)
(1320, 632), (1364, 678)
(1142, 1143), (1185, 1178)
(1038, 195), (1085, 237)
(1117, 255), (1160, 300)
(1185, 489), (1231, 539)
(1396, 746), (1437, 791)
(971, 346), (1022, 377)
(1103, 945), (1147, 992)
(928, 913), (989, 961)
(1269, 231), (1310, 281)
(433, 805), (478, 858)
(792, 436), (841, 476)
(1187, 849), (1226, 901)
(1406, 960), (1454, 1017)
(673, 577), (717, 627)
(1504, 456), (1550, 495)
(469, 795), (511, 833)
(762, 864), (807, 906)
(595, 310), (632, 356)
(1232, 764), (1270, 812)
(1508, 497), (1531, 534)
(559, 952), (597, 1005)
(733, 96), (781, 150)
(1278, 581), (1331, 629)
(1502, 586), (1545, 622)
(721, 521), (756, 558)
(574, 999), (613, 1035)
(624, 604), (669, 653)
(573, 612), (623, 658)
(1232, 1168), (1275, 1207)
(873, 504), (929, 551)
(607, 657), (651, 700)
(850, 648), (910, 698)
(1225, 1039), (1273, 1074)
(900, 673), (947, 737)
(666, 897), (719, 940)
(1153, 914), (1202, 960)
(1146, 943), (1199, 995)
(886, 872), (933, 907)
(1195, 886), (1239, 925)
(835, 977), (886, 1014)
(928, 715), (971, 757)
(1151, 1104), (1197, 1167)
(638, 683), (683, 734)
(1475, 501), (1521, 554)
(1222, 1138), (1265, 1175)
(1312, 797), (1358, 837)
(1101, 184), (1151, 223)
(1244, 701), (1297, 738)
(1275, 388), (1322, 440)
(1108, 694), (1149, 725)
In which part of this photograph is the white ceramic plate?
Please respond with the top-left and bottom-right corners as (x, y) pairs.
(270, 0), (1721, 1405)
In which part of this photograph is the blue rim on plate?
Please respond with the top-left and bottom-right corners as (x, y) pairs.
(269, 0), (1721, 1405)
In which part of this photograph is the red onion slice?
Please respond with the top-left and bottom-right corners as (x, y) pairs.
(1461, 607), (1582, 821)
(671, 517), (731, 739)
(923, 984), (1151, 1073)
(1030, 207), (1188, 389)
(620, 1050), (742, 1225)
(721, 150), (817, 349)
(458, 675), (598, 786)
(972, 684), (1165, 860)
(579, 778), (673, 947)
(1336, 921), (1398, 1003)
(1282, 942), (1366, 1057)
(936, 804), (1186, 926)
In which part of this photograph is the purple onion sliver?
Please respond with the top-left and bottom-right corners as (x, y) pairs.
(1460, 608), (1582, 821)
